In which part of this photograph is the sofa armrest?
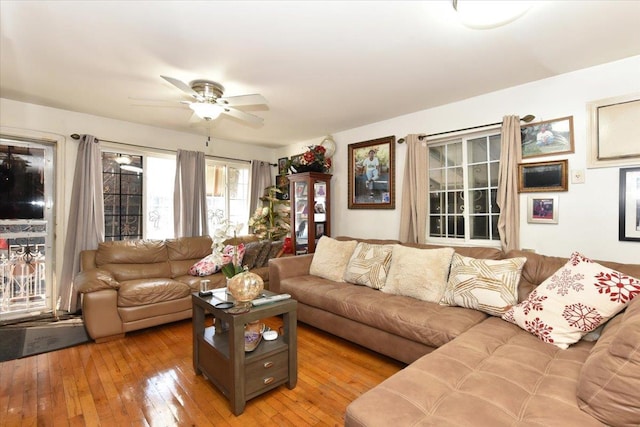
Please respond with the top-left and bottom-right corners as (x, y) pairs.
(81, 289), (123, 340)
(75, 269), (120, 293)
(268, 254), (313, 294)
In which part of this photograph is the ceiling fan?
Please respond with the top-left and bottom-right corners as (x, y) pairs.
(161, 75), (267, 125)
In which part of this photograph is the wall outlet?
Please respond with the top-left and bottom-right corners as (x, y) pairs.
(571, 169), (585, 184)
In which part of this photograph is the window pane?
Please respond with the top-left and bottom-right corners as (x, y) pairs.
(0, 146), (46, 219)
(146, 157), (175, 240)
(471, 216), (489, 239)
(447, 167), (463, 190)
(430, 193), (444, 214)
(102, 152), (143, 240)
(103, 173), (119, 194)
(489, 162), (499, 187)
(429, 169), (444, 191)
(490, 189), (499, 212)
(447, 142), (462, 166)
(121, 174), (142, 194)
(429, 216), (444, 237)
(468, 164), (488, 188)
(447, 215), (464, 238)
(491, 214), (500, 240)
(429, 146), (445, 168)
(489, 135), (501, 161)
(468, 137), (487, 163)
(471, 189), (487, 213)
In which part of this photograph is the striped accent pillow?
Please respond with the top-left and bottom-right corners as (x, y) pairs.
(440, 253), (527, 316)
(343, 242), (393, 289)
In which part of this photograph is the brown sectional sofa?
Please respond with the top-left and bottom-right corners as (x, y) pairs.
(77, 235), (279, 342)
(268, 238), (640, 426)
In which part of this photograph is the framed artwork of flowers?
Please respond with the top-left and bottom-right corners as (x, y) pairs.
(348, 135), (395, 209)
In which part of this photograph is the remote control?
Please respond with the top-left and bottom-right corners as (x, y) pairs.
(251, 293), (292, 306)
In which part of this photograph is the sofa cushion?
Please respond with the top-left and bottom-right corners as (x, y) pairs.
(309, 236), (357, 282)
(188, 243), (245, 276)
(242, 240), (271, 270)
(577, 297), (640, 426)
(502, 252), (640, 349)
(165, 235), (212, 261)
(95, 239), (168, 265)
(278, 275), (487, 349)
(381, 245), (454, 303)
(343, 242), (393, 289)
(117, 279), (191, 307)
(440, 254), (526, 316)
(345, 317), (601, 427)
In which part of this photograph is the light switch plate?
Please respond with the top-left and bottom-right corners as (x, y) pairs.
(571, 169), (585, 184)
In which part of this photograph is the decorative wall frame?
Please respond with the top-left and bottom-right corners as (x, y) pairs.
(348, 135), (395, 209)
(619, 167), (640, 242)
(520, 116), (574, 159)
(275, 174), (289, 200)
(518, 159), (568, 193)
(588, 93), (640, 168)
(277, 157), (289, 175)
(527, 195), (559, 224)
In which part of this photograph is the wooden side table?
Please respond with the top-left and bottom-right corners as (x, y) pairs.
(192, 291), (297, 415)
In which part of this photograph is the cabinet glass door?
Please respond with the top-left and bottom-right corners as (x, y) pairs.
(293, 181), (308, 254)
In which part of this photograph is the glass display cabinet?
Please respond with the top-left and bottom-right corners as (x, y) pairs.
(288, 172), (331, 254)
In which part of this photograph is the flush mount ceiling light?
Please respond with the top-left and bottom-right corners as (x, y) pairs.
(120, 164), (143, 174)
(188, 102), (224, 121)
(114, 154), (132, 165)
(452, 0), (533, 29)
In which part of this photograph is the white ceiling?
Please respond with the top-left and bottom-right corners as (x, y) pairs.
(1, 1), (639, 148)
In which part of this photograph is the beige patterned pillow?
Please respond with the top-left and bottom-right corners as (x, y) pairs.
(381, 245), (455, 302)
(309, 236), (357, 282)
(344, 242), (393, 289)
(440, 253), (527, 316)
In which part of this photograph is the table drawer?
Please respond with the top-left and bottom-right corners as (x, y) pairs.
(245, 350), (288, 396)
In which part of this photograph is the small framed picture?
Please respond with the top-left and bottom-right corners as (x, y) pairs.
(316, 222), (325, 237)
(518, 159), (568, 193)
(619, 166), (640, 242)
(520, 116), (574, 159)
(527, 196), (559, 224)
(275, 174), (289, 200)
(277, 157), (289, 175)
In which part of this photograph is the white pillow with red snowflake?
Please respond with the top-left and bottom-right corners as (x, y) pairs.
(502, 252), (640, 349)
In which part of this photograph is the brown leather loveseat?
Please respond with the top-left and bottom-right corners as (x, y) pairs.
(76, 235), (280, 341)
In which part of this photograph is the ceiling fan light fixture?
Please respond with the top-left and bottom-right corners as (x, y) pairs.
(452, 0), (533, 29)
(189, 102), (224, 120)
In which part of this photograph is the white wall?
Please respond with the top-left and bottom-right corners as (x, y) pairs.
(0, 99), (276, 286)
(280, 56), (640, 263)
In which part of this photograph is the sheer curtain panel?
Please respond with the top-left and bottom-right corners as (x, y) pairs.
(399, 134), (429, 243)
(59, 135), (105, 312)
(249, 160), (272, 218)
(497, 115), (522, 252)
(174, 149), (208, 237)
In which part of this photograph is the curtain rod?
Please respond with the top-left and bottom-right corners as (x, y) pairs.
(396, 114), (535, 144)
(70, 133), (276, 166)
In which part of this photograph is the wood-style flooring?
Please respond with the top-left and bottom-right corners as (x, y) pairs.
(0, 317), (404, 426)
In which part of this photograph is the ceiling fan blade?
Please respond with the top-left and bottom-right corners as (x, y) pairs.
(221, 107), (264, 125)
(160, 75), (203, 101)
(217, 93), (267, 107)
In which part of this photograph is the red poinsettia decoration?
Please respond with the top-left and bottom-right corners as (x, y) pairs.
(292, 145), (332, 172)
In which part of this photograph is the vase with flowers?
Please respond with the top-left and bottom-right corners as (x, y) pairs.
(211, 219), (264, 313)
(289, 145), (332, 173)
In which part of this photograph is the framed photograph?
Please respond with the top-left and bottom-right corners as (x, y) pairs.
(275, 174), (289, 200)
(277, 157), (289, 175)
(518, 159), (568, 193)
(527, 196), (559, 224)
(588, 93), (640, 168)
(315, 222), (325, 238)
(348, 135), (395, 209)
(619, 167), (640, 242)
(520, 116), (574, 159)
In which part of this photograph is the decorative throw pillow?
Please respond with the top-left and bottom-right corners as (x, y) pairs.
(381, 245), (455, 303)
(309, 236), (358, 282)
(440, 254), (527, 316)
(502, 252), (640, 349)
(343, 242), (394, 289)
(189, 243), (246, 276)
(242, 240), (270, 270)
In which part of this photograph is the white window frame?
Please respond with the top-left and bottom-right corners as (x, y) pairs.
(427, 128), (502, 248)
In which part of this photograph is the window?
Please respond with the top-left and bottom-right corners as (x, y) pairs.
(428, 131), (501, 244)
(102, 153), (143, 241)
(205, 160), (250, 234)
(145, 156), (175, 240)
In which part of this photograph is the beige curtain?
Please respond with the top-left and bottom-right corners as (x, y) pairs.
(249, 160), (272, 217)
(60, 135), (104, 312)
(497, 116), (522, 252)
(174, 149), (208, 237)
(399, 134), (429, 243)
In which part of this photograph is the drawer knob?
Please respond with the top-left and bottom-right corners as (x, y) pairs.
(263, 361), (274, 369)
(263, 377), (275, 385)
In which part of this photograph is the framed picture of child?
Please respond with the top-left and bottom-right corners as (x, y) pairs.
(527, 196), (559, 224)
(347, 135), (395, 209)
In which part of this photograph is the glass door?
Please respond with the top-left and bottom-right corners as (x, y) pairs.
(0, 138), (56, 320)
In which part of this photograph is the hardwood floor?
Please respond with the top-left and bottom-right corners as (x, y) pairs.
(0, 318), (404, 426)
